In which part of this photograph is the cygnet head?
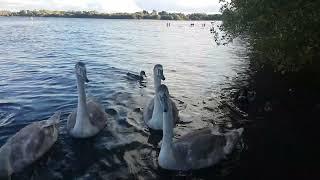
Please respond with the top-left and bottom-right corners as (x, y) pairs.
(75, 62), (89, 83)
(158, 84), (170, 112)
(140, 71), (147, 77)
(153, 64), (165, 80)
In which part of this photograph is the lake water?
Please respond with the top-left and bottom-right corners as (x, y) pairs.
(0, 17), (249, 179)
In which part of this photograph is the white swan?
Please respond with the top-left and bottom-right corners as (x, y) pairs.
(157, 85), (244, 170)
(67, 62), (107, 138)
(0, 112), (60, 178)
(143, 64), (179, 130)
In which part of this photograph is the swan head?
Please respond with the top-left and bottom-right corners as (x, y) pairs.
(75, 62), (89, 83)
(158, 84), (170, 112)
(140, 71), (147, 78)
(153, 64), (165, 81)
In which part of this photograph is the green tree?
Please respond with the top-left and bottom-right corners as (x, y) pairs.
(218, 0), (320, 73)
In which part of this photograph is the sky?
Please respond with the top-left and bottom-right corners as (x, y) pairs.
(0, 0), (221, 13)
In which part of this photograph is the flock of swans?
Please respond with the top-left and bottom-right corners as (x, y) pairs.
(0, 62), (244, 178)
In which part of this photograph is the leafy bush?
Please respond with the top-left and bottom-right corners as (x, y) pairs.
(218, 0), (320, 73)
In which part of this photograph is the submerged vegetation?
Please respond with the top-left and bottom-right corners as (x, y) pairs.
(217, 0), (320, 74)
(0, 10), (222, 21)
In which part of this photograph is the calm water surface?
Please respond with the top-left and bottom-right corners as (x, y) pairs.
(0, 17), (248, 179)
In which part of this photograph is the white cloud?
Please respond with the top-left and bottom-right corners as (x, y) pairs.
(135, 0), (221, 13)
(0, 0), (221, 13)
(0, 0), (141, 12)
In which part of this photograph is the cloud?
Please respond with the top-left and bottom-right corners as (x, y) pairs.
(0, 0), (221, 13)
(135, 0), (221, 13)
(0, 0), (141, 12)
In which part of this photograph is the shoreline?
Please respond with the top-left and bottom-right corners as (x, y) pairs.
(0, 16), (220, 21)
(0, 10), (222, 21)
(222, 64), (319, 179)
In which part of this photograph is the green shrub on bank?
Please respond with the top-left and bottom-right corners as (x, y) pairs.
(217, 0), (320, 73)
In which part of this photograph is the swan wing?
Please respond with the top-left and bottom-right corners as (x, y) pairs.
(3, 113), (59, 173)
(170, 99), (179, 125)
(176, 128), (213, 142)
(67, 110), (76, 131)
(174, 128), (227, 169)
(41, 111), (61, 128)
(87, 100), (107, 130)
(143, 98), (154, 124)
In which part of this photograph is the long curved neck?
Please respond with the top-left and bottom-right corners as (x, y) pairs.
(154, 75), (161, 92)
(159, 102), (177, 169)
(161, 103), (174, 147)
(152, 95), (162, 118)
(76, 76), (89, 121)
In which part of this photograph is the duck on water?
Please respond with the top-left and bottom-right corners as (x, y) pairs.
(126, 70), (147, 81)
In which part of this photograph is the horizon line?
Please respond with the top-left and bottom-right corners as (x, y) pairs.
(0, 9), (221, 15)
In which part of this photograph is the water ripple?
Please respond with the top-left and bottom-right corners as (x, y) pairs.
(0, 17), (248, 179)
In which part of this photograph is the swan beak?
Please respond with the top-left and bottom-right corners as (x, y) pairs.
(84, 74), (89, 82)
(159, 70), (165, 80)
(160, 73), (165, 80)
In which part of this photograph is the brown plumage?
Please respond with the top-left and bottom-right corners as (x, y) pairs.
(0, 112), (60, 178)
(159, 127), (243, 170)
(143, 97), (179, 129)
(67, 100), (107, 135)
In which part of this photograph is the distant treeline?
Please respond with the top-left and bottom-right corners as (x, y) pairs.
(0, 10), (222, 21)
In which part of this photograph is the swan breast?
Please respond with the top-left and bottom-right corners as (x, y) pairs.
(67, 100), (107, 132)
(143, 97), (179, 128)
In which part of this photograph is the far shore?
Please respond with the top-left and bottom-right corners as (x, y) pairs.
(0, 10), (222, 21)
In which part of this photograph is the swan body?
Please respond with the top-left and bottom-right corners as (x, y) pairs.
(143, 64), (179, 130)
(157, 85), (243, 170)
(0, 112), (60, 178)
(126, 71), (146, 81)
(67, 62), (107, 138)
(144, 95), (179, 130)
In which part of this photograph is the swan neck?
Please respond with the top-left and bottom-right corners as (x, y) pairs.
(76, 75), (89, 126)
(162, 105), (174, 146)
(154, 76), (161, 92)
(77, 76), (87, 107)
